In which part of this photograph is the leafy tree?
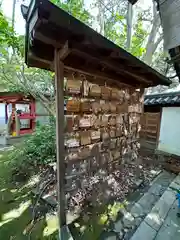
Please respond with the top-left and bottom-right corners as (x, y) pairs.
(0, 0), (173, 102)
(0, 6), (54, 114)
(0, 1), (93, 116)
(130, 13), (148, 58)
(51, 0), (93, 25)
(0, 11), (16, 46)
(94, 0), (164, 68)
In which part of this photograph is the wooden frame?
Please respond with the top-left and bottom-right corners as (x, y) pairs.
(54, 47), (75, 239)
(21, 1), (172, 238)
(54, 49), (66, 233)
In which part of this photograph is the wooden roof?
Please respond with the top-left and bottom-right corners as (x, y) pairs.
(145, 91), (180, 107)
(21, 0), (171, 88)
(0, 92), (32, 103)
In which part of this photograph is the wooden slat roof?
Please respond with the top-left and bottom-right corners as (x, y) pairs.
(0, 92), (32, 103)
(21, 0), (171, 88)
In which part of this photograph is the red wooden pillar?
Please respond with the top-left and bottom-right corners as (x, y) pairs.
(30, 99), (36, 131)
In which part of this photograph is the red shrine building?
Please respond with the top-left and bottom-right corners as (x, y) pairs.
(0, 92), (49, 144)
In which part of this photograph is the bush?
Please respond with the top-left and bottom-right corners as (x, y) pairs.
(9, 121), (56, 173)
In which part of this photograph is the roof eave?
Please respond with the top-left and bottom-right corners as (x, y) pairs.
(22, 0), (172, 88)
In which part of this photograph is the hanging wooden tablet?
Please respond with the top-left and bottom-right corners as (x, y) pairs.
(124, 89), (130, 100)
(109, 102), (117, 113)
(91, 129), (101, 142)
(101, 86), (111, 100)
(119, 90), (125, 98)
(116, 114), (123, 125)
(81, 101), (91, 113)
(79, 160), (88, 173)
(65, 115), (79, 132)
(114, 160), (121, 170)
(91, 114), (101, 128)
(122, 124), (128, 136)
(128, 105), (133, 113)
(131, 91), (139, 104)
(117, 101), (128, 113)
(79, 115), (92, 128)
(78, 146), (91, 159)
(112, 150), (121, 160)
(109, 116), (116, 126)
(91, 144), (100, 158)
(65, 116), (74, 132)
(101, 152), (108, 166)
(111, 88), (119, 100)
(110, 138), (116, 149)
(67, 152), (79, 161)
(66, 79), (82, 95)
(66, 99), (80, 112)
(138, 103), (143, 113)
(101, 101), (110, 113)
(89, 84), (101, 97)
(65, 133), (80, 148)
(121, 136), (127, 148)
(116, 138), (121, 148)
(83, 80), (89, 97)
(101, 137), (110, 149)
(101, 114), (109, 127)
(92, 101), (101, 114)
(80, 131), (91, 146)
(116, 125), (122, 137)
(109, 126), (116, 138)
(108, 151), (114, 163)
(124, 113), (129, 122)
(101, 128), (110, 141)
(73, 115), (79, 130)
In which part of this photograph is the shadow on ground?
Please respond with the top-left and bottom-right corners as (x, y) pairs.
(0, 153), (58, 240)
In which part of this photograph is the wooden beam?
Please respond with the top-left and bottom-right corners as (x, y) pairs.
(59, 41), (70, 60)
(72, 48), (152, 84)
(54, 49), (66, 232)
(30, 54), (136, 88)
(35, 31), (62, 48)
(65, 65), (132, 88)
(34, 32), (71, 60)
(33, 31), (152, 84)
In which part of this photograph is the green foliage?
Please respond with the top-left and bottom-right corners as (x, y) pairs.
(104, 15), (127, 47)
(130, 14), (148, 58)
(9, 122), (56, 173)
(51, 0), (93, 25)
(103, 6), (149, 59)
(0, 9), (20, 50)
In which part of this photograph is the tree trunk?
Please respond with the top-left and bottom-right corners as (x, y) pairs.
(126, 2), (133, 50)
(12, 0), (16, 30)
(98, 0), (105, 35)
(143, 0), (162, 65)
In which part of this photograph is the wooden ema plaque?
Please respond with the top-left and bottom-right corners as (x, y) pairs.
(64, 77), (143, 211)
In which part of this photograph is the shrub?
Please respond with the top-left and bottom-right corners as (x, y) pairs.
(9, 120), (56, 174)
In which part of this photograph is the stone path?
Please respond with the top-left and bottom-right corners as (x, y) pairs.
(131, 174), (180, 240)
(102, 171), (177, 240)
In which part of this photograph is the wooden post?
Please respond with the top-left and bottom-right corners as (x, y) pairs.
(54, 45), (73, 239)
(54, 49), (66, 237)
(156, 109), (162, 150)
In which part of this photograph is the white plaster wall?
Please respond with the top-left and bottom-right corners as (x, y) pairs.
(35, 101), (50, 125)
(158, 107), (180, 156)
